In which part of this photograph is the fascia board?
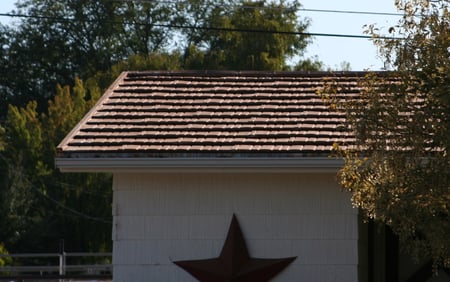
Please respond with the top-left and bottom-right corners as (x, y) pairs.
(55, 157), (343, 173)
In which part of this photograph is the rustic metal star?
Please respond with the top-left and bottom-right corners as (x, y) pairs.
(173, 214), (296, 282)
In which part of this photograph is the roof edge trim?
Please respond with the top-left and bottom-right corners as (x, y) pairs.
(55, 157), (343, 173)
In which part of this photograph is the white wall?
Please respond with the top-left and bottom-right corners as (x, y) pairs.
(112, 172), (359, 282)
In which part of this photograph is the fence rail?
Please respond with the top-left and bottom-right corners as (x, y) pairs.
(0, 252), (112, 281)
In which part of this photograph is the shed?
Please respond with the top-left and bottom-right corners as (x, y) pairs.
(55, 71), (401, 281)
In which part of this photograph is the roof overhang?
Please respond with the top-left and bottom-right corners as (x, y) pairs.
(55, 157), (343, 173)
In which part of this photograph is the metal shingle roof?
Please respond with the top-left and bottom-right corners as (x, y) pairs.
(57, 71), (363, 158)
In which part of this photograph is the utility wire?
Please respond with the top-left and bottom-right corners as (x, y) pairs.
(32, 184), (113, 224)
(3, 1), (404, 17)
(0, 12), (399, 40)
(53, 180), (112, 198)
(299, 8), (402, 17)
(108, 0), (404, 17)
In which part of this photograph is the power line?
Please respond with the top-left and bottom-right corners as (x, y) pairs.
(165, 22), (393, 39)
(0, 12), (399, 40)
(108, 0), (404, 17)
(53, 180), (112, 198)
(32, 184), (112, 224)
(299, 8), (402, 17)
(40, 192), (113, 224)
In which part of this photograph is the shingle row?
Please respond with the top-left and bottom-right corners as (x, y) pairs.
(57, 71), (363, 157)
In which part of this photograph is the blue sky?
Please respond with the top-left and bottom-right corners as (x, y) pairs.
(300, 0), (399, 70)
(0, 0), (400, 70)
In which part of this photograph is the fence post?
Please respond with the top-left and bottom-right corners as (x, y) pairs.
(59, 252), (66, 275)
(59, 240), (65, 282)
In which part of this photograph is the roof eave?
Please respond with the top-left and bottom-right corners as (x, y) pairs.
(55, 157), (343, 173)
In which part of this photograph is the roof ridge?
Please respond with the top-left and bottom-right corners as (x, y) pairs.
(125, 70), (385, 78)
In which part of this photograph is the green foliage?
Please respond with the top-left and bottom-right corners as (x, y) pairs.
(0, 243), (12, 270)
(0, 126), (5, 151)
(0, 0), (179, 116)
(334, 0), (450, 268)
(44, 78), (97, 157)
(182, 0), (310, 70)
(0, 79), (112, 253)
(6, 102), (43, 165)
(1, 102), (46, 247)
(90, 53), (182, 90)
(294, 56), (325, 71)
(120, 0), (178, 55)
(328, 61), (352, 71)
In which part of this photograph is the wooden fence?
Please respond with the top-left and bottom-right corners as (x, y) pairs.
(0, 252), (112, 281)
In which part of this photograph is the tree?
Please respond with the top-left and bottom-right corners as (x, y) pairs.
(0, 79), (112, 253)
(0, 24), (14, 118)
(294, 56), (325, 71)
(332, 0), (449, 269)
(116, 0), (179, 55)
(90, 52), (182, 91)
(0, 243), (12, 270)
(0, 0), (178, 117)
(181, 0), (311, 70)
(0, 102), (42, 248)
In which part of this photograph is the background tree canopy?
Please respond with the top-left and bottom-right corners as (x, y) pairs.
(0, 0), (322, 254)
(333, 0), (449, 269)
(181, 0), (309, 70)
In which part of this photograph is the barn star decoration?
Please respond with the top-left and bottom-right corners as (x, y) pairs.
(173, 214), (297, 282)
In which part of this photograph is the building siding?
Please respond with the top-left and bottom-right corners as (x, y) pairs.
(112, 172), (359, 282)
